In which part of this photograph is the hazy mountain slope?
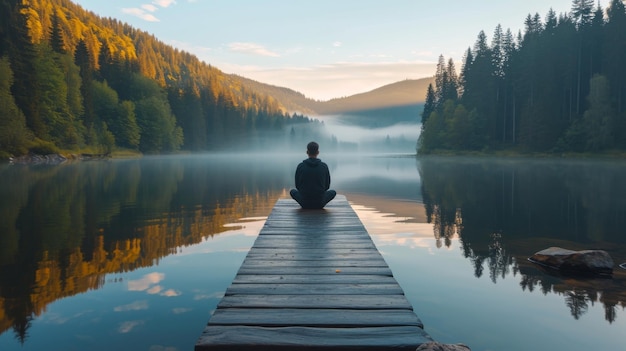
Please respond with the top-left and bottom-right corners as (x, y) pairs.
(232, 75), (318, 115)
(314, 77), (434, 115)
(234, 75), (434, 116)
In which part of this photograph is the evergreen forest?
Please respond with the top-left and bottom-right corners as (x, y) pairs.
(419, 0), (626, 154)
(0, 0), (321, 158)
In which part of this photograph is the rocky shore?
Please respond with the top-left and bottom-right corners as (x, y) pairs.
(8, 153), (111, 165)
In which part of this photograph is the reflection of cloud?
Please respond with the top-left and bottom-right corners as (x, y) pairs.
(172, 308), (192, 314)
(128, 272), (165, 291)
(229, 42), (280, 57)
(118, 320), (144, 333)
(161, 289), (181, 297)
(114, 300), (149, 312)
(147, 285), (163, 294)
(43, 311), (92, 325)
(351, 204), (441, 249)
(194, 292), (224, 300)
(127, 273), (180, 297)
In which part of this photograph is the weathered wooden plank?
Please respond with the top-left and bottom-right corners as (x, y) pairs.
(208, 308), (423, 328)
(196, 195), (432, 351)
(225, 283), (405, 295)
(251, 230), (369, 236)
(251, 236), (374, 243)
(248, 243), (376, 249)
(245, 247), (380, 255)
(217, 294), (413, 310)
(195, 326), (433, 351)
(236, 266), (394, 276)
(250, 244), (376, 250)
(232, 274), (397, 285)
(243, 252), (384, 261)
(240, 259), (388, 268)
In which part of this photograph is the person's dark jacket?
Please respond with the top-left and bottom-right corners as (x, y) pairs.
(295, 157), (331, 201)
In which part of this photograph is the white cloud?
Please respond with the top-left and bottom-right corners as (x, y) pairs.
(172, 308), (192, 314)
(141, 4), (159, 12)
(333, 41), (342, 47)
(229, 42), (280, 57)
(153, 0), (177, 7)
(122, 0), (177, 22)
(122, 8), (160, 22)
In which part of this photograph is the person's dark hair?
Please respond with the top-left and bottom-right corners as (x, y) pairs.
(306, 141), (319, 155)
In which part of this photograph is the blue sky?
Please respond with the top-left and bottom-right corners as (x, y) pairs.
(72, 0), (579, 100)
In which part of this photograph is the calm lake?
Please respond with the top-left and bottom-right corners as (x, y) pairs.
(1, 154), (625, 351)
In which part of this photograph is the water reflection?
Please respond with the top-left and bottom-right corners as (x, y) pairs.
(1, 154), (626, 350)
(0, 155), (287, 344)
(417, 156), (626, 323)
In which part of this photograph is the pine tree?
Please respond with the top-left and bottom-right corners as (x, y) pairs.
(0, 56), (32, 155)
(49, 10), (65, 54)
(74, 39), (94, 134)
(0, 0), (13, 57)
(421, 83), (436, 130)
(434, 55), (446, 105)
(8, 1), (44, 138)
(445, 58), (459, 101)
(571, 0), (595, 28)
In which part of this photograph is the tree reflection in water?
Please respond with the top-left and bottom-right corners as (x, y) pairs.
(0, 156), (289, 343)
(418, 156), (626, 323)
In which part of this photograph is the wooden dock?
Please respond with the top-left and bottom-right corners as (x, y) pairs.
(195, 195), (433, 350)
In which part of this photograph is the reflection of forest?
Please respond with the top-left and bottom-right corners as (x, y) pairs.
(418, 157), (626, 323)
(0, 159), (285, 342)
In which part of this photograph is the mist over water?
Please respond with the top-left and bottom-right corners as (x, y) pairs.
(214, 110), (421, 155)
(288, 114), (422, 155)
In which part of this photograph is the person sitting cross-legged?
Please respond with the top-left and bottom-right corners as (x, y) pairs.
(289, 141), (336, 209)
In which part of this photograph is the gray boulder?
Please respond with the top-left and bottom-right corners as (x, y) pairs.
(416, 342), (471, 351)
(529, 247), (614, 276)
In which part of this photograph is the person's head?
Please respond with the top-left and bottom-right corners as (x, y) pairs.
(306, 141), (319, 157)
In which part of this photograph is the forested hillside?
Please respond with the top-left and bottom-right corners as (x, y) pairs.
(419, 0), (626, 154)
(0, 0), (316, 157)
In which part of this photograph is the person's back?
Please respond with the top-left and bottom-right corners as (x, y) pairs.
(290, 142), (336, 209)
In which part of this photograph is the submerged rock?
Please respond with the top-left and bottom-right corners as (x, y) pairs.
(416, 342), (471, 351)
(529, 247), (614, 276)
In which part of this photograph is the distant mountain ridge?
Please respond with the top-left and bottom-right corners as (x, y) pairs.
(234, 76), (434, 116)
